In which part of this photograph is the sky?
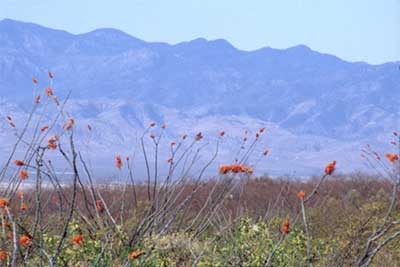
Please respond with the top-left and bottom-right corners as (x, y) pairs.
(0, 0), (399, 64)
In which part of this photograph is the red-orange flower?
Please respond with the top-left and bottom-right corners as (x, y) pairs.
(161, 123), (166, 129)
(0, 199), (9, 208)
(255, 132), (260, 139)
(115, 155), (123, 169)
(96, 200), (104, 213)
(149, 122), (156, 127)
(182, 134), (187, 140)
(219, 164), (253, 175)
(45, 87), (53, 96)
(20, 203), (28, 211)
(17, 191), (24, 199)
(324, 160), (336, 175)
(219, 131), (225, 137)
(170, 141), (176, 147)
(219, 165), (228, 174)
(64, 118), (74, 130)
(32, 77), (38, 84)
(281, 218), (290, 234)
(14, 160), (24, 166)
(0, 251), (8, 260)
(19, 170), (29, 180)
(48, 135), (59, 144)
(6, 115), (12, 121)
(260, 127), (265, 133)
(47, 143), (57, 150)
(19, 235), (31, 246)
(41, 125), (49, 132)
(297, 191), (305, 200)
(35, 95), (41, 104)
(263, 150), (269, 156)
(195, 132), (203, 141)
(231, 165), (241, 173)
(385, 153), (398, 163)
(71, 234), (84, 245)
(167, 157), (173, 164)
(9, 122), (16, 128)
(2, 222), (10, 228)
(128, 250), (146, 260)
(48, 71), (53, 79)
(149, 134), (155, 139)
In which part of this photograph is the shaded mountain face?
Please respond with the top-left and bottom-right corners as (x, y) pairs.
(0, 19), (399, 175)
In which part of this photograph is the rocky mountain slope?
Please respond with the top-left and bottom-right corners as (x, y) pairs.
(0, 19), (399, 176)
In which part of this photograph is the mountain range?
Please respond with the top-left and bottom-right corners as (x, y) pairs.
(0, 18), (399, 177)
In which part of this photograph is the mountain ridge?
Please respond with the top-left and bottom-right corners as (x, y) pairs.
(2, 18), (394, 65)
(0, 19), (399, 175)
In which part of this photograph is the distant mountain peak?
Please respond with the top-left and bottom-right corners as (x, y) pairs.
(190, 37), (208, 43)
(82, 28), (141, 40)
(0, 18), (70, 34)
(286, 44), (312, 52)
(173, 37), (237, 53)
(208, 38), (236, 49)
(0, 18), (26, 25)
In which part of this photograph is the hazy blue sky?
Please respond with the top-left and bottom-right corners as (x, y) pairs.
(1, 0), (399, 64)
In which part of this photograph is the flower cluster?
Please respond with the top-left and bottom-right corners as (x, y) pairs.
(0, 198), (9, 208)
(281, 218), (290, 234)
(96, 200), (104, 213)
(6, 115), (16, 128)
(385, 153), (398, 163)
(0, 251), (8, 260)
(195, 132), (203, 141)
(47, 134), (59, 150)
(19, 170), (29, 180)
(46, 87), (53, 96)
(41, 125), (49, 132)
(219, 164), (253, 175)
(71, 234), (84, 245)
(19, 235), (31, 246)
(21, 203), (28, 211)
(297, 191), (305, 200)
(324, 160), (336, 175)
(128, 250), (146, 260)
(115, 155), (123, 169)
(64, 118), (74, 131)
(14, 160), (24, 166)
